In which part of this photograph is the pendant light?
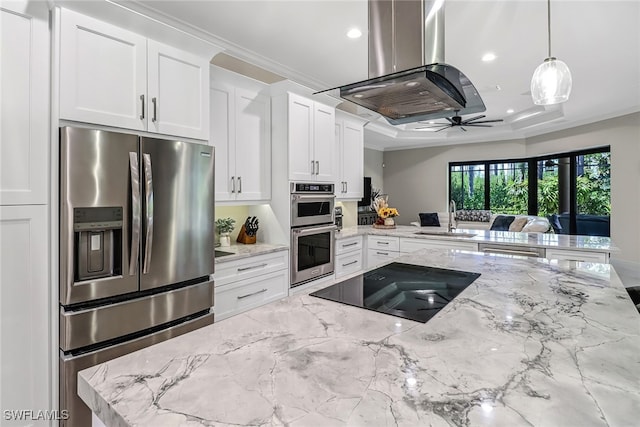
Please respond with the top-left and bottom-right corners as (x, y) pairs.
(531, 0), (572, 105)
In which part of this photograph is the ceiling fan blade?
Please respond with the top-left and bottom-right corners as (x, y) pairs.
(460, 126), (467, 132)
(435, 126), (452, 132)
(466, 119), (504, 124)
(465, 124), (492, 127)
(462, 115), (486, 124)
(445, 117), (456, 124)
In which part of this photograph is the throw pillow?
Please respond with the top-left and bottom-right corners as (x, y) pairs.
(547, 214), (563, 233)
(490, 215), (515, 231)
(455, 209), (492, 222)
(419, 212), (440, 227)
(522, 218), (551, 233)
(509, 217), (529, 232)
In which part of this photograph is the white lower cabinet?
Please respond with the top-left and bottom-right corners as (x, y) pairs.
(335, 236), (363, 279)
(400, 238), (478, 253)
(214, 250), (288, 321)
(366, 235), (402, 269)
(0, 205), (50, 419)
(545, 248), (609, 263)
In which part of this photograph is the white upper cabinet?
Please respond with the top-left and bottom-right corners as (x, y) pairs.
(285, 93), (336, 182)
(1, 1), (49, 205)
(59, 8), (210, 140)
(210, 67), (271, 202)
(59, 8), (147, 131)
(147, 40), (209, 139)
(335, 112), (365, 200)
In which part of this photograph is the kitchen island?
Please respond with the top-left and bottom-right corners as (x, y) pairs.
(79, 249), (639, 427)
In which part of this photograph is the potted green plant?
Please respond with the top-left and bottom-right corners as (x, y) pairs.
(215, 217), (236, 247)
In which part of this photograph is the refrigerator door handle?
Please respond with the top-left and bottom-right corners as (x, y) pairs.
(142, 153), (154, 274)
(129, 152), (141, 275)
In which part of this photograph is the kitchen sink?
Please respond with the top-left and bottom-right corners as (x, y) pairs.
(214, 250), (234, 257)
(414, 231), (477, 238)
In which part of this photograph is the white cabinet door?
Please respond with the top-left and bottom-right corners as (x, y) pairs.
(340, 120), (364, 199)
(234, 88), (271, 201)
(545, 248), (608, 263)
(288, 93), (314, 181)
(313, 102), (336, 182)
(367, 248), (399, 269)
(59, 8), (147, 131)
(0, 2), (48, 205)
(0, 205), (50, 419)
(147, 40), (209, 140)
(210, 81), (235, 201)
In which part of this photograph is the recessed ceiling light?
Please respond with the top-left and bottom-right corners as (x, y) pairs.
(506, 109), (514, 114)
(482, 52), (497, 62)
(347, 28), (362, 39)
(354, 94), (363, 98)
(405, 81), (419, 87)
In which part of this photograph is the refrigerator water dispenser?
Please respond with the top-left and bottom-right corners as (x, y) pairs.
(73, 207), (123, 281)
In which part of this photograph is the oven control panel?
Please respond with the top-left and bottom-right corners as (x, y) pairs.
(292, 182), (334, 193)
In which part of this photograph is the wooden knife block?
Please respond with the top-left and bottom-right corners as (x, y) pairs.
(236, 225), (256, 244)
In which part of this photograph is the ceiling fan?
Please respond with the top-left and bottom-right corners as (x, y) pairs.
(415, 111), (504, 132)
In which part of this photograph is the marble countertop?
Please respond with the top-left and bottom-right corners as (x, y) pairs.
(337, 225), (617, 252)
(79, 249), (639, 427)
(214, 242), (288, 264)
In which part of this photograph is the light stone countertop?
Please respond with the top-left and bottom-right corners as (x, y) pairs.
(78, 249), (639, 427)
(336, 225), (617, 253)
(214, 242), (288, 264)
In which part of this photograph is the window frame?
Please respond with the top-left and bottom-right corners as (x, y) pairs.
(448, 146), (610, 235)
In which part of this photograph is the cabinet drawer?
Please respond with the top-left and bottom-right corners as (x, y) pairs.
(336, 235), (363, 255)
(335, 250), (363, 278)
(367, 235), (400, 252)
(367, 248), (399, 269)
(214, 269), (288, 321)
(545, 248), (608, 263)
(214, 250), (288, 286)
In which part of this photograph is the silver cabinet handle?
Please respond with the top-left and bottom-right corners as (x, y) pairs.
(151, 97), (157, 122)
(231, 176), (235, 193)
(377, 241), (390, 245)
(139, 95), (145, 120)
(310, 160), (315, 175)
(345, 181), (348, 193)
(238, 176), (242, 193)
(237, 263), (268, 272)
(482, 248), (540, 257)
(376, 251), (389, 255)
(342, 242), (358, 248)
(342, 260), (358, 267)
(315, 160), (320, 175)
(142, 153), (154, 274)
(129, 152), (141, 275)
(237, 288), (268, 300)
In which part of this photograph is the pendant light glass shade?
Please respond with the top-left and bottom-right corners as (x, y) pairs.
(531, 57), (572, 105)
(531, 0), (572, 105)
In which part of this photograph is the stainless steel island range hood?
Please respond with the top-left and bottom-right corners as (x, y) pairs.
(323, 0), (485, 125)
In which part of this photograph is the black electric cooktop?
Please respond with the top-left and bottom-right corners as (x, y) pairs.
(310, 262), (481, 323)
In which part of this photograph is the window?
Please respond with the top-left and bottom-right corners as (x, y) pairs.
(448, 147), (610, 236)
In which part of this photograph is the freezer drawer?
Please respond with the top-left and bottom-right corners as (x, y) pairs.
(60, 280), (214, 352)
(60, 312), (213, 427)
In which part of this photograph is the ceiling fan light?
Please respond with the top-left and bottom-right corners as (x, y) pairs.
(531, 57), (572, 105)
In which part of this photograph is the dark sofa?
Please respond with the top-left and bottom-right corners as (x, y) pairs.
(553, 214), (610, 237)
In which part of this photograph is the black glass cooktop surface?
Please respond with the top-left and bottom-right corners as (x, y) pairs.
(310, 262), (481, 323)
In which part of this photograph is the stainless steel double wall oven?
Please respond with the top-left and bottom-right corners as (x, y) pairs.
(290, 182), (337, 286)
(59, 127), (215, 426)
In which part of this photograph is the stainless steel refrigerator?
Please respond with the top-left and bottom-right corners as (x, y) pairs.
(58, 127), (215, 427)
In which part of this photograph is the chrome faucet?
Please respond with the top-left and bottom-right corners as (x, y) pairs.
(448, 200), (457, 232)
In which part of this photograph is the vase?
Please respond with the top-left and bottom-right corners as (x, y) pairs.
(219, 232), (231, 247)
(384, 218), (395, 226)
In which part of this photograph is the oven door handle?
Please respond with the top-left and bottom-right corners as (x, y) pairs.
(291, 193), (336, 200)
(292, 224), (338, 236)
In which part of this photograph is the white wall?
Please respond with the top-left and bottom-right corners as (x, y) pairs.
(364, 148), (384, 193)
(382, 113), (640, 263)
